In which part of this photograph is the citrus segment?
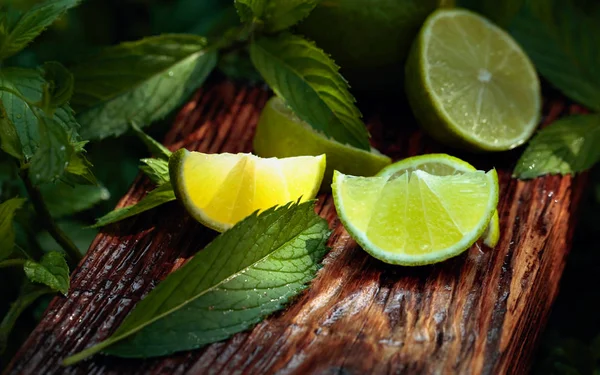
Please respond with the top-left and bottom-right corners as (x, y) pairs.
(332, 168), (498, 265)
(170, 149), (326, 232)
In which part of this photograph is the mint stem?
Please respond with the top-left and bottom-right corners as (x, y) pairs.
(0, 258), (26, 269)
(20, 170), (82, 268)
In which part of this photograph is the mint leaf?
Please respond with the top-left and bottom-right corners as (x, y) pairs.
(140, 158), (169, 185)
(0, 0), (80, 60)
(63, 144), (97, 186)
(92, 183), (176, 228)
(64, 201), (329, 363)
(514, 114), (600, 179)
(0, 283), (53, 354)
(0, 99), (23, 159)
(0, 197), (26, 261)
(23, 251), (70, 295)
(250, 33), (370, 150)
(131, 122), (171, 160)
(41, 182), (110, 218)
(234, 0), (267, 23)
(510, 0), (600, 111)
(29, 112), (73, 184)
(71, 35), (217, 140)
(41, 61), (74, 110)
(263, 0), (320, 32)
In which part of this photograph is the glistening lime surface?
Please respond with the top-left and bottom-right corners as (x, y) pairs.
(377, 153), (500, 248)
(332, 168), (499, 265)
(169, 149), (326, 232)
(405, 8), (541, 151)
(253, 96), (391, 187)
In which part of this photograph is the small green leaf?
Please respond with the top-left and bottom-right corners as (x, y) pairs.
(140, 158), (170, 185)
(234, 0), (267, 23)
(0, 282), (53, 355)
(263, 0), (320, 32)
(28, 113), (73, 184)
(63, 148), (97, 185)
(0, 99), (24, 159)
(131, 122), (171, 160)
(250, 33), (370, 150)
(92, 183), (176, 228)
(24, 251), (70, 295)
(0, 197), (26, 261)
(0, 0), (80, 59)
(510, 0), (600, 111)
(514, 114), (600, 179)
(71, 35), (218, 140)
(64, 201), (330, 363)
(41, 61), (74, 110)
(41, 182), (110, 218)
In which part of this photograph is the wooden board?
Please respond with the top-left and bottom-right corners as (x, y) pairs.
(6, 81), (588, 375)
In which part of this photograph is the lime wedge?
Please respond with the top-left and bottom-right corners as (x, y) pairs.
(332, 167), (499, 265)
(377, 153), (500, 248)
(253, 97), (391, 187)
(405, 9), (541, 151)
(169, 149), (326, 232)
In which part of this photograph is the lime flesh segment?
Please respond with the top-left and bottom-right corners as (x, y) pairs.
(253, 96), (391, 188)
(405, 9), (541, 151)
(169, 149), (326, 232)
(333, 168), (499, 265)
(377, 153), (500, 248)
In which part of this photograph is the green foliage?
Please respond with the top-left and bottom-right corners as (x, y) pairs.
(91, 183), (176, 228)
(23, 251), (69, 295)
(41, 182), (109, 218)
(514, 115), (600, 179)
(510, 0), (600, 111)
(131, 123), (171, 160)
(0, 0), (80, 60)
(0, 197), (26, 260)
(458, 0), (524, 27)
(235, 0), (318, 32)
(250, 33), (370, 150)
(64, 201), (330, 363)
(139, 159), (169, 186)
(234, 0), (267, 23)
(70, 35), (218, 140)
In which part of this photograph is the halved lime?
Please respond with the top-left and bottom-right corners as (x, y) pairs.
(169, 149), (326, 232)
(377, 153), (500, 248)
(253, 96), (391, 187)
(332, 167), (499, 265)
(405, 8), (541, 151)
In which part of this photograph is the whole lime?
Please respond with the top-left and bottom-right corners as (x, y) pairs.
(298, 0), (453, 92)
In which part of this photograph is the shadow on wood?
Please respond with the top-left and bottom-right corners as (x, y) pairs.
(6, 81), (588, 375)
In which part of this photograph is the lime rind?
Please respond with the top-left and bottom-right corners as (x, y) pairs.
(332, 168), (499, 265)
(482, 210), (500, 248)
(377, 153), (475, 178)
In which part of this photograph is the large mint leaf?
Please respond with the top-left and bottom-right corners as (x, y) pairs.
(514, 114), (600, 179)
(0, 0), (80, 59)
(0, 67), (80, 159)
(24, 251), (70, 295)
(64, 201), (330, 363)
(250, 33), (370, 150)
(510, 0), (600, 111)
(0, 197), (26, 260)
(70, 35), (217, 140)
(29, 113), (73, 184)
(91, 183), (176, 228)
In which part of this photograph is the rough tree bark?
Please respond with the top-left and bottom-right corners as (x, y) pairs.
(6, 81), (588, 375)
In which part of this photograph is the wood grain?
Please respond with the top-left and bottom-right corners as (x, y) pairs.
(6, 81), (588, 375)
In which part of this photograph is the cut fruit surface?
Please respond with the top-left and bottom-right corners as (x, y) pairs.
(169, 149), (326, 232)
(332, 167), (499, 265)
(405, 8), (541, 151)
(377, 153), (500, 248)
(254, 96), (391, 187)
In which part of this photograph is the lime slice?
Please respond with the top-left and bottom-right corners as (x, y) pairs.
(377, 153), (500, 248)
(169, 149), (326, 232)
(332, 168), (499, 265)
(405, 8), (541, 151)
(253, 97), (391, 187)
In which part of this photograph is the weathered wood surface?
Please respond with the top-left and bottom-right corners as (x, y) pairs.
(7, 81), (588, 375)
